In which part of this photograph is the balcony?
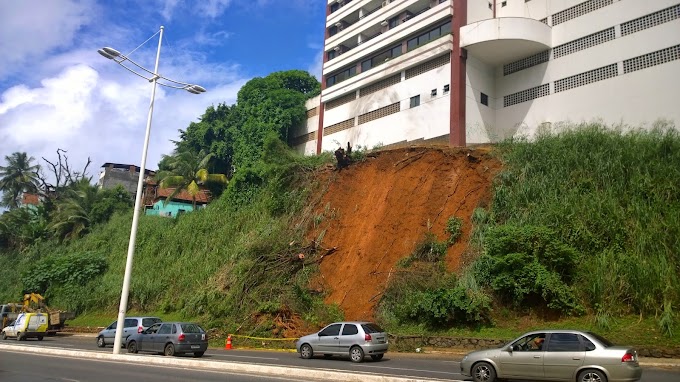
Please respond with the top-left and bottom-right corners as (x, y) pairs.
(460, 17), (552, 65)
(325, 0), (449, 63)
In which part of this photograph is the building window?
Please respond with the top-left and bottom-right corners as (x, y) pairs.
(431, 89), (437, 97)
(361, 45), (402, 72)
(481, 93), (489, 106)
(326, 65), (357, 87)
(388, 16), (399, 29)
(410, 95), (420, 108)
(443, 84), (450, 93)
(330, 2), (340, 13)
(328, 50), (337, 60)
(329, 25), (338, 37)
(407, 21), (451, 51)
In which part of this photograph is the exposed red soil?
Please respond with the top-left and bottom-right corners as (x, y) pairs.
(307, 146), (501, 321)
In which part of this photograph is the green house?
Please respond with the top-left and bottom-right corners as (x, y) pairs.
(144, 186), (209, 218)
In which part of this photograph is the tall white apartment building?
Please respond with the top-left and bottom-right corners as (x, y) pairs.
(291, 0), (680, 154)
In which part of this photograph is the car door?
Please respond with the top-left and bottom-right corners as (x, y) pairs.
(154, 323), (174, 352)
(138, 323), (162, 352)
(102, 321), (117, 341)
(543, 333), (586, 381)
(316, 324), (342, 353)
(498, 333), (546, 379)
(338, 323), (360, 354)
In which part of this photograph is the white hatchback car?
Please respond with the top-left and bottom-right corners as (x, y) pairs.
(296, 321), (388, 363)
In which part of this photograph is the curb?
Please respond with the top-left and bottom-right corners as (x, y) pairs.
(0, 344), (454, 382)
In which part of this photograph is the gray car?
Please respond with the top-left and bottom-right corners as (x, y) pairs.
(126, 322), (208, 357)
(460, 330), (642, 382)
(296, 321), (388, 363)
(96, 316), (162, 348)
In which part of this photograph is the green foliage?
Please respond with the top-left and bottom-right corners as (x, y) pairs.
(21, 251), (107, 294)
(0, 152), (41, 209)
(479, 225), (582, 314)
(445, 216), (463, 245)
(485, 121), (680, 330)
(178, 70), (320, 176)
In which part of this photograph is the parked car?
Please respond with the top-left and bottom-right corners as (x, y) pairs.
(460, 330), (642, 382)
(296, 321), (388, 363)
(126, 322), (208, 357)
(96, 316), (162, 348)
(1, 312), (48, 341)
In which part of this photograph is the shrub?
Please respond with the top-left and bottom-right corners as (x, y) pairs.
(445, 216), (463, 245)
(480, 225), (583, 314)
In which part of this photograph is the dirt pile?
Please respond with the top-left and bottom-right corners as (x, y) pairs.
(307, 146), (500, 320)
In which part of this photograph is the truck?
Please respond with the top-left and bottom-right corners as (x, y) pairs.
(0, 294), (75, 335)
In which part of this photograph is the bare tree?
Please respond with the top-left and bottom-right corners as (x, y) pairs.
(37, 148), (92, 197)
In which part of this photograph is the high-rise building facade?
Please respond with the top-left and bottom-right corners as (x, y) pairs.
(291, 0), (680, 154)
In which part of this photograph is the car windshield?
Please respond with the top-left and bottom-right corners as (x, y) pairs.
(361, 323), (384, 333)
(586, 332), (614, 348)
(180, 323), (204, 333)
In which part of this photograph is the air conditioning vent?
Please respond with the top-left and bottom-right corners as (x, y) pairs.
(380, 20), (388, 26)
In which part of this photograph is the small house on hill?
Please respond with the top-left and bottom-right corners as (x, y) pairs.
(143, 183), (211, 218)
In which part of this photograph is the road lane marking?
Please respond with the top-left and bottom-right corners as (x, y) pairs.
(350, 364), (462, 376)
(210, 354), (280, 361)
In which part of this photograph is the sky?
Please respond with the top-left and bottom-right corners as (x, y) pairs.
(0, 0), (326, 180)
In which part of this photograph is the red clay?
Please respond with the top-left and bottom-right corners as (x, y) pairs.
(307, 146), (500, 320)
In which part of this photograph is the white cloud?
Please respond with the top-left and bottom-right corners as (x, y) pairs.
(0, 0), (93, 78)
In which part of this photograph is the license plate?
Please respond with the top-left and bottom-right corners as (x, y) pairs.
(191, 345), (200, 349)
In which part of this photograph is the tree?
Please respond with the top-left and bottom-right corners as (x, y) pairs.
(156, 149), (228, 208)
(0, 152), (41, 209)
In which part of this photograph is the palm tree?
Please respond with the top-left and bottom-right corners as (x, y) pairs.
(0, 152), (41, 209)
(156, 149), (227, 209)
(48, 179), (97, 241)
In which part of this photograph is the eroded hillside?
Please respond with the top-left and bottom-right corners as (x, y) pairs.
(307, 146), (500, 320)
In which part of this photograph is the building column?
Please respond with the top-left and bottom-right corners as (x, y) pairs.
(316, 3), (332, 155)
(450, 0), (467, 147)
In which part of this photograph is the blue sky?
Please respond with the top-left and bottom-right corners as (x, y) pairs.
(0, 0), (325, 177)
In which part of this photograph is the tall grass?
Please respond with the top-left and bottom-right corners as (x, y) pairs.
(489, 121), (680, 332)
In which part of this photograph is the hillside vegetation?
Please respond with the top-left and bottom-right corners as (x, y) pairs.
(1, 68), (678, 345)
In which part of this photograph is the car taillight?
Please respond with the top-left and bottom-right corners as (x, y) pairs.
(622, 352), (635, 362)
(365, 333), (372, 341)
(178, 333), (185, 342)
(138, 326), (143, 333)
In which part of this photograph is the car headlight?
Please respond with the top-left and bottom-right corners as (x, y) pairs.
(462, 355), (468, 362)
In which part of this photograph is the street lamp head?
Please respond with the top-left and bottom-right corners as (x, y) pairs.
(185, 84), (206, 94)
(97, 49), (117, 60)
(98, 47), (121, 60)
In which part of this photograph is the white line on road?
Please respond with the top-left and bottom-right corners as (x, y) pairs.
(211, 354), (280, 361)
(350, 364), (462, 376)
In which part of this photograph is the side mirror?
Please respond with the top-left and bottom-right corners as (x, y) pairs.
(507, 345), (513, 352)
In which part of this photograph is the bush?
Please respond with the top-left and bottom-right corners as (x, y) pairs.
(445, 216), (463, 245)
(21, 252), (107, 294)
(480, 225), (582, 314)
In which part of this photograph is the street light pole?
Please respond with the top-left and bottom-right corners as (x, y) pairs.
(98, 26), (205, 355)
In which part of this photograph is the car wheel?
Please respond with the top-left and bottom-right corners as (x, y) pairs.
(578, 369), (608, 382)
(472, 361), (497, 382)
(1, 332), (6, 340)
(127, 341), (138, 354)
(17, 332), (24, 341)
(349, 346), (365, 363)
(37, 336), (44, 341)
(193, 351), (204, 358)
(164, 343), (176, 357)
(96, 336), (105, 348)
(300, 344), (313, 359)
(370, 354), (384, 361)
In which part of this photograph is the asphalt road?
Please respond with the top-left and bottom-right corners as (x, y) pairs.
(0, 350), (311, 382)
(2, 334), (679, 382)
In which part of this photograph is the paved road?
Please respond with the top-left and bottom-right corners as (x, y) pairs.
(2, 334), (679, 382)
(0, 350), (310, 382)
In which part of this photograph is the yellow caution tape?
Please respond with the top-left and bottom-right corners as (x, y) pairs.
(229, 334), (298, 341)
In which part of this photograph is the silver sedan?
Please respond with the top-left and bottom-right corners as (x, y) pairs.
(460, 330), (642, 382)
